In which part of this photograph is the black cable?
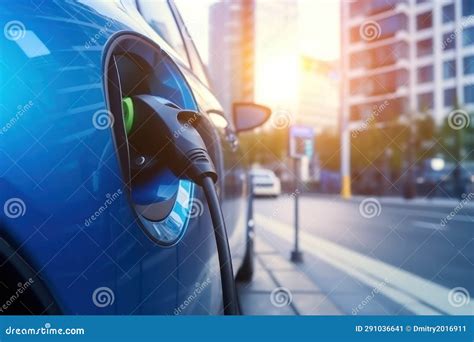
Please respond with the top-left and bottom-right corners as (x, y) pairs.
(201, 176), (240, 315)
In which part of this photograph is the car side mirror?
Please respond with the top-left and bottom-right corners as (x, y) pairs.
(232, 102), (271, 133)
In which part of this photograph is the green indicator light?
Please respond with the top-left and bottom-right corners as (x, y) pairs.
(122, 97), (134, 134)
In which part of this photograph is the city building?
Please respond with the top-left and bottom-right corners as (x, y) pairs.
(208, 0), (299, 116)
(339, 0), (474, 198)
(208, 0), (255, 115)
(341, 0), (474, 127)
(298, 56), (339, 129)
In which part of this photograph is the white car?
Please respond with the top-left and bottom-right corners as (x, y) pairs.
(250, 169), (281, 197)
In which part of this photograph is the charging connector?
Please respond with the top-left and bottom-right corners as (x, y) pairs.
(127, 95), (239, 315)
(128, 95), (217, 184)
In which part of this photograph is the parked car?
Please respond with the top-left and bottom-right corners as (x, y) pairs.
(250, 169), (281, 197)
(416, 159), (474, 197)
(0, 0), (270, 315)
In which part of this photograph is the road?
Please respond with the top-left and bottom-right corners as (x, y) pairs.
(253, 195), (474, 315)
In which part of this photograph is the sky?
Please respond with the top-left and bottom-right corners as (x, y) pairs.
(175, 0), (341, 64)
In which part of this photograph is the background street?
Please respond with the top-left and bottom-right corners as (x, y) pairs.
(239, 195), (474, 315)
(181, 0), (474, 317)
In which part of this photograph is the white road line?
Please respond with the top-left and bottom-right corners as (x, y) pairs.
(389, 208), (473, 223)
(411, 220), (446, 231)
(256, 214), (474, 315)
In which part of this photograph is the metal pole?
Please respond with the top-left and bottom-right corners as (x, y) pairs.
(291, 158), (303, 263)
(340, 2), (351, 199)
(341, 126), (352, 199)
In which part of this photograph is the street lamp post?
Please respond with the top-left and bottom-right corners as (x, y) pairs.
(341, 125), (352, 199)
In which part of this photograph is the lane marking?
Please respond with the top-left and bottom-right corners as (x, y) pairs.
(412, 220), (446, 231)
(388, 207), (473, 223)
(256, 214), (474, 315)
(263, 198), (474, 223)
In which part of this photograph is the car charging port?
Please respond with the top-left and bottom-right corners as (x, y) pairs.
(103, 33), (198, 245)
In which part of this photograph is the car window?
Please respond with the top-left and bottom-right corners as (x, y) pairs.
(184, 36), (210, 86)
(137, 0), (190, 67)
(251, 170), (275, 177)
(172, 0), (210, 86)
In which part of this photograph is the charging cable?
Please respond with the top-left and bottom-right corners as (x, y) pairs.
(200, 176), (239, 315)
(126, 95), (239, 315)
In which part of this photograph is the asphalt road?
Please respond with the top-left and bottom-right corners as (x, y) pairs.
(253, 195), (474, 315)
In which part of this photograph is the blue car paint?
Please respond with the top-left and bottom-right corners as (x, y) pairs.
(0, 0), (246, 314)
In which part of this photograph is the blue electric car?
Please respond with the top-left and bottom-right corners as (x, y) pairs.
(0, 0), (270, 315)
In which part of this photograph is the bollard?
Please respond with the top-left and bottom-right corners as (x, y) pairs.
(291, 158), (303, 263)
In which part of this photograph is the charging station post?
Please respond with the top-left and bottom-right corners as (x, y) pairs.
(288, 125), (315, 263)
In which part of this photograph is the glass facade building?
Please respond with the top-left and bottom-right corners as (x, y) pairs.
(342, 0), (474, 125)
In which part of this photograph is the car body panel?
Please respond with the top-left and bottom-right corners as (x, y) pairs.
(0, 0), (246, 314)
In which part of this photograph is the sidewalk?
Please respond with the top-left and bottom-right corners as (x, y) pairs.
(237, 236), (342, 315)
